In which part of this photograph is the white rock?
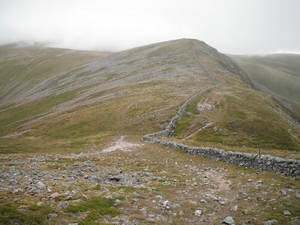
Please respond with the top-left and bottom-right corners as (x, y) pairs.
(195, 209), (202, 217)
(222, 216), (235, 225)
(283, 210), (291, 216)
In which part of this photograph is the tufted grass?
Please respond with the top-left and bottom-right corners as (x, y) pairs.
(66, 196), (120, 225)
(0, 202), (54, 225)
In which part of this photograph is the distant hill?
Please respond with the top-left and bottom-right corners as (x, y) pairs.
(230, 54), (300, 122)
(0, 39), (299, 154)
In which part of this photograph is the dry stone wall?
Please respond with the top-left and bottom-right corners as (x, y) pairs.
(143, 86), (300, 178)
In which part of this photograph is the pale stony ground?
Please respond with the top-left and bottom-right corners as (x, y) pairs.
(1, 136), (299, 225)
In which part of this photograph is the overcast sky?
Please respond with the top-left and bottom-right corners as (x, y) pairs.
(0, 0), (299, 54)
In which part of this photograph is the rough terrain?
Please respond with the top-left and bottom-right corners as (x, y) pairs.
(1, 136), (300, 224)
(0, 39), (300, 224)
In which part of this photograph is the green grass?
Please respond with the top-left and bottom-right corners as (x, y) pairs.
(66, 196), (120, 225)
(0, 90), (79, 136)
(0, 203), (54, 225)
(230, 54), (300, 121)
(174, 77), (300, 151)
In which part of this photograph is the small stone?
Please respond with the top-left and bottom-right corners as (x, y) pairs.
(155, 195), (163, 200)
(222, 216), (235, 225)
(232, 205), (238, 211)
(291, 217), (300, 225)
(283, 210), (291, 216)
(58, 202), (69, 209)
(65, 190), (76, 200)
(48, 213), (57, 221)
(83, 175), (89, 179)
(37, 202), (44, 207)
(115, 199), (122, 205)
(50, 192), (60, 199)
(171, 203), (181, 209)
(280, 189), (287, 196)
(263, 220), (278, 225)
(296, 192), (300, 199)
(200, 199), (207, 203)
(17, 205), (28, 212)
(195, 210), (202, 217)
(36, 181), (46, 189)
(162, 200), (170, 209)
(13, 188), (23, 194)
(68, 223), (78, 225)
(242, 210), (250, 215)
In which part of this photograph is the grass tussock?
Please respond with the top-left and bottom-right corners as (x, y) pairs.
(0, 203), (54, 225)
(66, 196), (120, 225)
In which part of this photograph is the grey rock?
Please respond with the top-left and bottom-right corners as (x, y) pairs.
(48, 213), (57, 221)
(36, 181), (46, 189)
(162, 200), (170, 209)
(222, 216), (235, 225)
(13, 188), (23, 194)
(115, 199), (122, 205)
(58, 202), (69, 209)
(171, 203), (181, 209)
(263, 220), (278, 225)
(65, 190), (76, 200)
(283, 210), (291, 216)
(232, 205), (238, 211)
(291, 217), (300, 225)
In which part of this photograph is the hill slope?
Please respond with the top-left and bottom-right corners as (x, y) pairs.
(0, 39), (299, 155)
(0, 39), (300, 225)
(230, 54), (300, 123)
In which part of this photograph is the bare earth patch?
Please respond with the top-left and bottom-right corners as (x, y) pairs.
(101, 136), (143, 153)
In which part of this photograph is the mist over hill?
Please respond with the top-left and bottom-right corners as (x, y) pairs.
(230, 54), (300, 122)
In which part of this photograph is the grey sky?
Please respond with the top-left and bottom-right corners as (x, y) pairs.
(0, 0), (299, 54)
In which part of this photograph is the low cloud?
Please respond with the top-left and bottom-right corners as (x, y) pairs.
(0, 0), (299, 54)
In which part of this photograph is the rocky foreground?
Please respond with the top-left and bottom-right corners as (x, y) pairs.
(1, 136), (299, 225)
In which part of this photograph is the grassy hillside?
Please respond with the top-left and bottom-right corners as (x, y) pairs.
(230, 54), (300, 122)
(0, 40), (299, 156)
(0, 40), (299, 225)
